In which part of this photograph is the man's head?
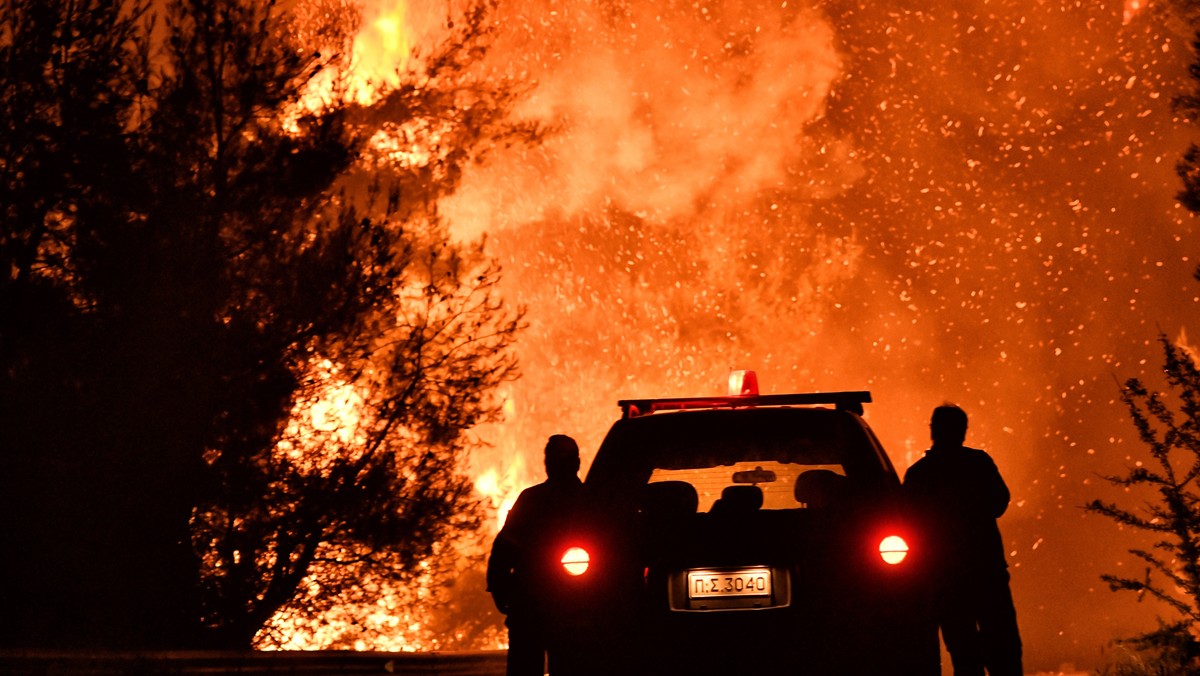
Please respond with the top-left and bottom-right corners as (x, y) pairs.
(544, 434), (580, 480)
(930, 404), (968, 447)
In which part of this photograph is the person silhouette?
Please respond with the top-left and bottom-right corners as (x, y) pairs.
(903, 404), (1023, 676)
(487, 434), (588, 676)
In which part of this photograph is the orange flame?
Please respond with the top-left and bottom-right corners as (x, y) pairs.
(294, 0), (417, 111)
(354, 1), (413, 96)
(471, 391), (533, 533)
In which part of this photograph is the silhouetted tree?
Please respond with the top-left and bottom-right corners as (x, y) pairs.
(1176, 3), (1200, 283)
(1088, 336), (1200, 671)
(0, 0), (197, 647)
(0, 0), (526, 649)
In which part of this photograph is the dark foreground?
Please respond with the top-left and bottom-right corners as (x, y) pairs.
(0, 650), (508, 675)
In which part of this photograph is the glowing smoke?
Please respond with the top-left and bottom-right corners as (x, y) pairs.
(442, 0), (848, 230)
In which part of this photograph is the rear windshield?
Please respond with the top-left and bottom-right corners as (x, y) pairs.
(586, 407), (894, 512)
(647, 461), (844, 512)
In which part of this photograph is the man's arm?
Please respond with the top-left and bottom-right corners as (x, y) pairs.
(901, 458), (930, 495)
(485, 492), (529, 614)
(486, 533), (516, 614)
(981, 451), (1011, 518)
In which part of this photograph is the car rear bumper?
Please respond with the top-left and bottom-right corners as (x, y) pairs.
(553, 581), (939, 676)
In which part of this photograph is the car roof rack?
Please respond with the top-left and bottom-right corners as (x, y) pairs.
(618, 391), (872, 419)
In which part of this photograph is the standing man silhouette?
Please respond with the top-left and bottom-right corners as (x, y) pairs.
(487, 434), (587, 676)
(904, 404), (1023, 676)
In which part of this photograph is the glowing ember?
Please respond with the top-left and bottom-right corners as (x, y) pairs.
(1123, 0), (1145, 25)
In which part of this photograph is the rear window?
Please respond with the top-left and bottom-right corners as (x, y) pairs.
(649, 461), (844, 512)
(587, 407), (894, 511)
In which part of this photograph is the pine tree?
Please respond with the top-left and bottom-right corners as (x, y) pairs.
(1088, 336), (1200, 671)
(0, 0), (527, 648)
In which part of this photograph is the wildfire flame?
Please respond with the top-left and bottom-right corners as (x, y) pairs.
(472, 462), (526, 533)
(353, 1), (413, 98)
(293, 0), (417, 109)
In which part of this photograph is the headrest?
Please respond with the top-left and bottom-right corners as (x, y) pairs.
(793, 469), (847, 508)
(642, 480), (699, 517)
(715, 484), (764, 512)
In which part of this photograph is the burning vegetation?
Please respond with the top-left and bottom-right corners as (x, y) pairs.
(5, 0), (1200, 670)
(0, 0), (524, 652)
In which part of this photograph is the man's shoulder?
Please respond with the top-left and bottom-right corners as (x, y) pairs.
(517, 480), (551, 497)
(516, 478), (584, 503)
(903, 454), (935, 484)
(905, 446), (996, 472)
(508, 480), (550, 511)
(906, 449), (943, 470)
(962, 446), (999, 464)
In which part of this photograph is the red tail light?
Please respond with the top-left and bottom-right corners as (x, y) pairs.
(561, 546), (590, 575)
(878, 535), (909, 565)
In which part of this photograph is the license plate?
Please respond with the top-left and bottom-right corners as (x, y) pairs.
(687, 567), (771, 599)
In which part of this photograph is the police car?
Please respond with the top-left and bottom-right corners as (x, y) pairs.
(548, 372), (939, 675)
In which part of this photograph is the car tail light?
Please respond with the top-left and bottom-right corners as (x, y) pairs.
(878, 535), (909, 565)
(561, 546), (590, 575)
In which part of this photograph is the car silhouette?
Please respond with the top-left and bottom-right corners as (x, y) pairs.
(538, 372), (940, 675)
